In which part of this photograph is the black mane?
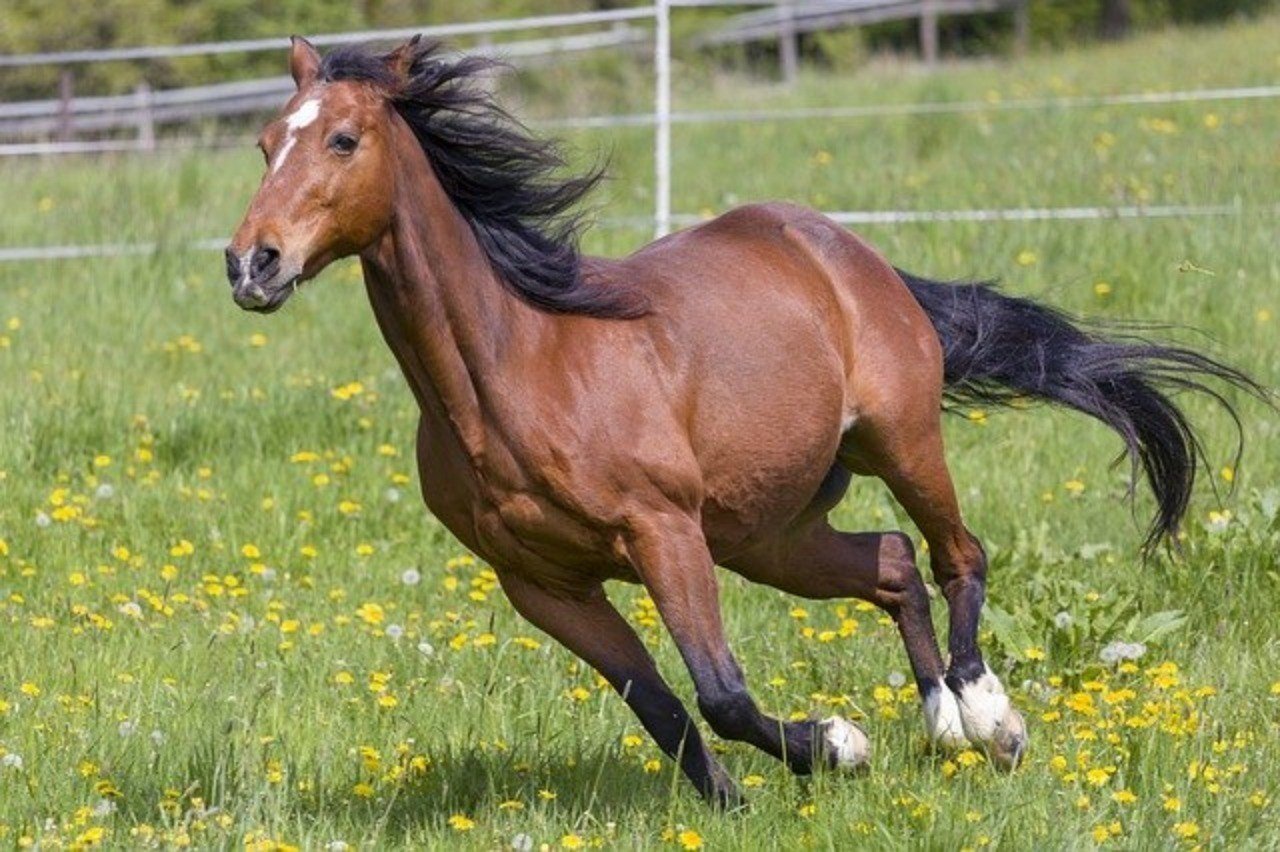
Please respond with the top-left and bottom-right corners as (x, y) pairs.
(320, 41), (643, 318)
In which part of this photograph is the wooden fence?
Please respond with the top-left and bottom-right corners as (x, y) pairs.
(0, 25), (646, 147)
(699, 0), (1029, 79)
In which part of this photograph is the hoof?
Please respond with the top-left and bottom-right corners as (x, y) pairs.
(954, 667), (1027, 770)
(987, 705), (1028, 770)
(923, 686), (969, 750)
(819, 716), (870, 771)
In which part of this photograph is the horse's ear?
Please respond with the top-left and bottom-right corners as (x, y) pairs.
(385, 35), (423, 82)
(289, 36), (321, 88)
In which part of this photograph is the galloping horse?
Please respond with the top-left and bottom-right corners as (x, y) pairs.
(226, 37), (1259, 805)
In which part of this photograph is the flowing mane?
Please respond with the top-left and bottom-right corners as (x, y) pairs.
(320, 41), (644, 318)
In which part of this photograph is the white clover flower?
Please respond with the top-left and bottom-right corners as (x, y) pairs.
(93, 798), (117, 817)
(35, 511), (51, 528)
(95, 483), (116, 500)
(385, 488), (402, 503)
(386, 624), (404, 641)
(119, 601), (143, 619)
(401, 568), (421, 586)
(118, 720), (137, 738)
(1, 753), (23, 770)
(325, 842), (349, 852)
(511, 833), (534, 852)
(1054, 611), (1073, 629)
(887, 671), (907, 688)
(417, 641), (435, 657)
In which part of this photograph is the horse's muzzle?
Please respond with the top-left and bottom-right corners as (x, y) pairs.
(226, 244), (292, 312)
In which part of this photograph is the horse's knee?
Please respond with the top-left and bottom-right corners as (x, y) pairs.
(696, 687), (760, 742)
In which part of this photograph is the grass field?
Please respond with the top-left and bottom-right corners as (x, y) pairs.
(1, 15), (1279, 850)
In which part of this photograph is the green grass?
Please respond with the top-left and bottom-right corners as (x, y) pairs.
(1, 16), (1279, 850)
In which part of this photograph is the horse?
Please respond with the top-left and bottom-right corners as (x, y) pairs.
(225, 36), (1261, 806)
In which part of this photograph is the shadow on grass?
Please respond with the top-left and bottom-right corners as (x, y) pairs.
(113, 739), (678, 838)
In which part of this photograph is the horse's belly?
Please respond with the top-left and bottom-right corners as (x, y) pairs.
(699, 430), (843, 560)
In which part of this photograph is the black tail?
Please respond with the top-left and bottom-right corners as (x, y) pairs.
(898, 269), (1268, 549)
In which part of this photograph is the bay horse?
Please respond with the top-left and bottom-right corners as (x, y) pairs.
(226, 37), (1260, 806)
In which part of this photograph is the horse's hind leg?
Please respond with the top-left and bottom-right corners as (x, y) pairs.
(497, 570), (740, 807)
(725, 519), (967, 750)
(843, 418), (1028, 769)
(626, 512), (868, 776)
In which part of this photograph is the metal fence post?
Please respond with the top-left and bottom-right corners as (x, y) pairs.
(134, 82), (156, 151)
(654, 0), (672, 238)
(57, 69), (75, 142)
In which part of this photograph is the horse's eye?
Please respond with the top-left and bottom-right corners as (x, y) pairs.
(329, 133), (359, 155)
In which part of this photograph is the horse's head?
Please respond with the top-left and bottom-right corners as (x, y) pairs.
(225, 37), (407, 313)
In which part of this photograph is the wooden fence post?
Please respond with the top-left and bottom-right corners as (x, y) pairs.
(778, 0), (798, 85)
(134, 82), (155, 151)
(920, 0), (939, 65)
(57, 69), (75, 142)
(1013, 0), (1030, 57)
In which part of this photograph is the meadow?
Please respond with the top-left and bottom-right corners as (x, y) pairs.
(1, 15), (1278, 850)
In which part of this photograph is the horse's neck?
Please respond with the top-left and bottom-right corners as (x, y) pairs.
(359, 150), (535, 465)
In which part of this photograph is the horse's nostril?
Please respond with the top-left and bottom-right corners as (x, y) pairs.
(251, 246), (280, 280)
(224, 247), (240, 285)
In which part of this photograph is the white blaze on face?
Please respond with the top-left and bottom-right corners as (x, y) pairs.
(272, 97), (322, 174)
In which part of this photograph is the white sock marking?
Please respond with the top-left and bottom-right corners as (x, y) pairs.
(821, 716), (870, 769)
(955, 667), (1012, 743)
(923, 687), (968, 748)
(272, 97), (322, 174)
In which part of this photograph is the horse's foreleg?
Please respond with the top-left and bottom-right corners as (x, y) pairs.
(626, 513), (868, 775)
(725, 521), (967, 750)
(497, 570), (740, 806)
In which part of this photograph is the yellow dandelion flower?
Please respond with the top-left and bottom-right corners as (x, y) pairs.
(1172, 821), (1198, 840)
(1086, 768), (1113, 786)
(678, 830), (704, 850)
(560, 835), (583, 850)
(447, 814), (475, 832)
